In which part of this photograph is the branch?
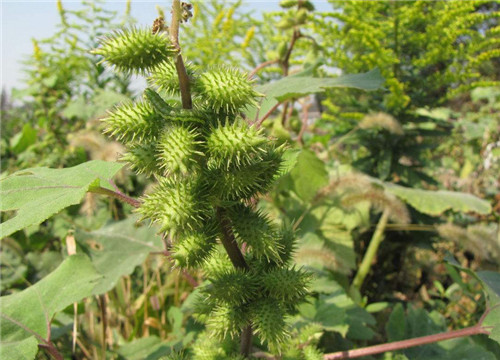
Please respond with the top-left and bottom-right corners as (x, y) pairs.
(254, 102), (282, 129)
(216, 207), (252, 356)
(215, 207), (249, 271)
(323, 324), (490, 360)
(248, 59), (279, 79)
(170, 0), (192, 109)
(89, 186), (141, 208)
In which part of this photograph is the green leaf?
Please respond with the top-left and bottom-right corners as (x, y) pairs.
(289, 150), (328, 202)
(265, 68), (385, 102)
(477, 271), (500, 345)
(62, 90), (129, 121)
(377, 148), (392, 180)
(246, 68), (384, 121)
(10, 124), (37, 155)
(298, 295), (348, 335)
(477, 271), (500, 301)
(116, 336), (174, 360)
(75, 217), (163, 295)
(384, 183), (491, 216)
(277, 148), (301, 177)
(0, 255), (101, 346)
(386, 303), (407, 342)
(0, 160), (124, 238)
(0, 336), (39, 360)
(483, 306), (500, 345)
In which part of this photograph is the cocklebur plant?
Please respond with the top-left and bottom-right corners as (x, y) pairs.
(94, 1), (311, 357)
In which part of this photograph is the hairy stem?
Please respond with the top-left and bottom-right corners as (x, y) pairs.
(89, 186), (141, 208)
(216, 207), (252, 356)
(216, 207), (249, 271)
(170, 0), (192, 109)
(351, 208), (390, 290)
(38, 344), (64, 360)
(323, 324), (490, 359)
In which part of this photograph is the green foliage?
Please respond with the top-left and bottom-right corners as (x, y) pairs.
(1, 1), (500, 359)
(0, 255), (102, 355)
(319, 0), (500, 111)
(179, 0), (259, 70)
(384, 183), (492, 216)
(310, 0), (500, 184)
(0, 160), (124, 238)
(2, 0), (133, 171)
(75, 216), (164, 295)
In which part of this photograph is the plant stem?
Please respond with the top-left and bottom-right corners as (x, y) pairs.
(215, 208), (249, 271)
(98, 294), (108, 359)
(351, 208), (390, 290)
(254, 102), (281, 128)
(297, 101), (311, 145)
(89, 186), (141, 208)
(215, 207), (252, 356)
(248, 59), (279, 79)
(323, 324), (490, 359)
(170, 0), (192, 109)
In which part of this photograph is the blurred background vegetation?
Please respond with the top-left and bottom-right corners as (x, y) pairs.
(1, 0), (499, 359)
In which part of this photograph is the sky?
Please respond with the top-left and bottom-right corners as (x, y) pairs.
(1, 1), (333, 92)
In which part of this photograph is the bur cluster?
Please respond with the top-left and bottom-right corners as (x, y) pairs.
(95, 24), (310, 356)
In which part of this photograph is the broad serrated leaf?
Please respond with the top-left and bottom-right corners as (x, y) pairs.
(0, 160), (124, 238)
(0, 255), (101, 347)
(75, 216), (163, 295)
(384, 183), (491, 216)
(246, 68), (384, 121)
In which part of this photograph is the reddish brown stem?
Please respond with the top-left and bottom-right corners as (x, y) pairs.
(254, 102), (281, 129)
(89, 186), (141, 208)
(216, 207), (252, 357)
(38, 343), (64, 360)
(170, 0), (192, 109)
(216, 207), (249, 271)
(323, 325), (490, 360)
(248, 59), (279, 79)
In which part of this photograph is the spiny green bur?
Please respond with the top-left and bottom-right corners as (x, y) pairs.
(93, 27), (178, 74)
(96, 23), (310, 357)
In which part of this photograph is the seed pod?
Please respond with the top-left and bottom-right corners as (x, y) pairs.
(102, 101), (164, 144)
(296, 8), (308, 25)
(121, 142), (161, 177)
(194, 66), (261, 114)
(277, 41), (289, 59)
(299, 1), (315, 11)
(173, 229), (217, 268)
(157, 124), (203, 175)
(138, 176), (210, 235)
(93, 27), (177, 74)
(206, 121), (266, 169)
(148, 60), (197, 95)
(279, 0), (298, 8)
